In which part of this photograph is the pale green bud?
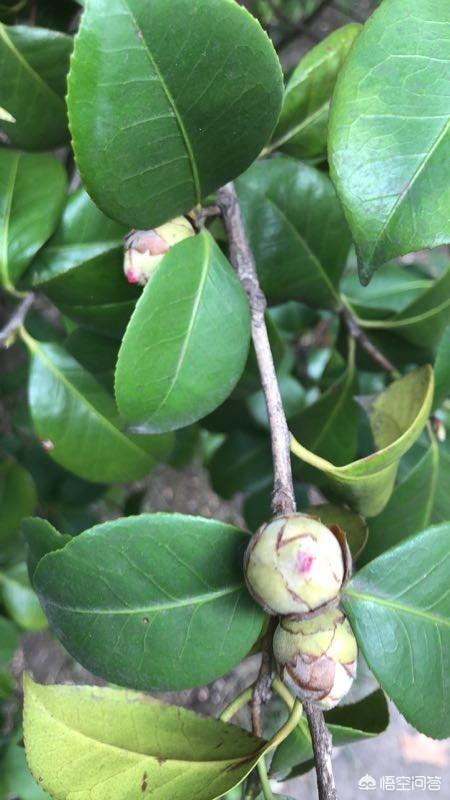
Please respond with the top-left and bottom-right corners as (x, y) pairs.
(273, 609), (358, 709)
(244, 513), (350, 617)
(124, 216), (195, 286)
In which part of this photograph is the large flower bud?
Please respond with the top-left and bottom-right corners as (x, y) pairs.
(273, 609), (357, 709)
(124, 216), (195, 285)
(244, 513), (350, 617)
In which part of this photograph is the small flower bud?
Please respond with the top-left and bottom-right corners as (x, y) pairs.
(124, 216), (195, 285)
(273, 609), (357, 709)
(244, 513), (350, 617)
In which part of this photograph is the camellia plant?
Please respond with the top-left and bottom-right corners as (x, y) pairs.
(0, 0), (449, 799)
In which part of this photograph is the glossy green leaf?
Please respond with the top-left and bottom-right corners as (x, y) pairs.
(68, 0), (283, 229)
(270, 24), (361, 161)
(341, 264), (431, 321)
(290, 348), (358, 471)
(0, 616), (19, 699)
(32, 514), (264, 691)
(26, 188), (134, 305)
(22, 516), (71, 582)
(306, 503), (368, 560)
(0, 149), (67, 291)
(343, 524), (450, 738)
(65, 328), (119, 391)
(0, 458), (36, 544)
(329, 0), (450, 282)
(433, 325), (450, 409)
(236, 157), (351, 307)
(363, 436), (450, 563)
(115, 232), (251, 432)
(209, 431), (273, 500)
(24, 676), (266, 800)
(291, 366), (434, 516)
(24, 333), (173, 484)
(271, 690), (389, 779)
(0, 563), (46, 631)
(348, 267), (450, 350)
(0, 23), (72, 149)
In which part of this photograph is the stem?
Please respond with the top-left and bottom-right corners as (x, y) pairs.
(220, 687), (253, 723)
(218, 181), (336, 800)
(251, 619), (276, 737)
(272, 676), (295, 710)
(217, 183), (296, 518)
(257, 759), (275, 800)
(304, 702), (336, 800)
(340, 304), (398, 376)
(0, 293), (34, 348)
(267, 699), (303, 752)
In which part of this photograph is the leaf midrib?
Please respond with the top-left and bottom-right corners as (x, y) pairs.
(30, 692), (260, 765)
(25, 335), (154, 466)
(149, 234), (211, 419)
(119, 0), (201, 204)
(39, 582), (244, 615)
(371, 116), (450, 263)
(345, 587), (450, 628)
(264, 193), (340, 302)
(0, 24), (65, 109)
(0, 151), (20, 290)
(272, 100), (329, 150)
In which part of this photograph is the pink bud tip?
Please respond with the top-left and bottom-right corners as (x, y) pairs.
(296, 550), (314, 575)
(125, 269), (140, 284)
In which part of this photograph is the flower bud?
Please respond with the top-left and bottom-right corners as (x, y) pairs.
(273, 609), (357, 709)
(244, 513), (350, 617)
(124, 216), (195, 285)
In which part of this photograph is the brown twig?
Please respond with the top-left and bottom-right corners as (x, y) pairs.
(217, 182), (336, 800)
(305, 701), (337, 800)
(0, 293), (34, 348)
(341, 305), (397, 374)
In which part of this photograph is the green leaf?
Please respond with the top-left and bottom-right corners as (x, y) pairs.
(306, 503), (368, 561)
(271, 690), (389, 779)
(363, 436), (450, 563)
(22, 516), (70, 582)
(0, 616), (19, 699)
(32, 514), (264, 691)
(209, 431), (273, 500)
(348, 267), (450, 350)
(65, 328), (119, 391)
(0, 563), (46, 631)
(26, 188), (135, 307)
(0, 458), (36, 545)
(24, 676), (266, 800)
(290, 348), (358, 471)
(270, 24), (361, 161)
(24, 333), (173, 484)
(433, 325), (450, 409)
(0, 724), (47, 800)
(341, 264), (432, 320)
(236, 157), (351, 308)
(115, 232), (251, 433)
(291, 366), (434, 516)
(329, 0), (450, 283)
(343, 524), (450, 739)
(0, 149), (67, 291)
(0, 23), (72, 149)
(68, 0), (283, 229)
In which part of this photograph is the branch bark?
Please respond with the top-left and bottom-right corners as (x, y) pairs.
(217, 182), (336, 800)
(0, 293), (34, 348)
(341, 305), (397, 375)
